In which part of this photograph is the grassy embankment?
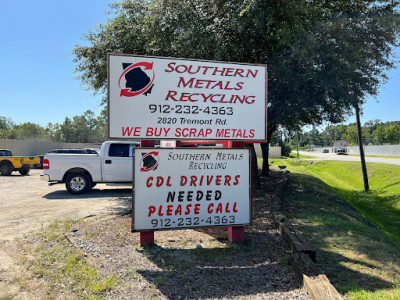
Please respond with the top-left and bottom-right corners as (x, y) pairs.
(262, 156), (400, 299)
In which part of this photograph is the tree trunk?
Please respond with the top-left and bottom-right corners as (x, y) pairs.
(260, 142), (270, 176)
(260, 124), (277, 176)
(247, 143), (261, 190)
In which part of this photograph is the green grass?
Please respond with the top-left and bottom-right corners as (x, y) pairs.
(268, 158), (400, 299)
(26, 219), (119, 299)
(280, 159), (400, 243)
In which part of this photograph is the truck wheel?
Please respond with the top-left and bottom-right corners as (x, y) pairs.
(19, 165), (31, 175)
(65, 172), (91, 194)
(0, 162), (12, 176)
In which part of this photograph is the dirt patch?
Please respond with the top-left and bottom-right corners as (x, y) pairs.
(1, 169), (311, 299)
(0, 169), (132, 299)
(15, 170), (309, 299)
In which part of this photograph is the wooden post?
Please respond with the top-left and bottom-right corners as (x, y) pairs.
(225, 141), (245, 243)
(139, 140), (155, 246)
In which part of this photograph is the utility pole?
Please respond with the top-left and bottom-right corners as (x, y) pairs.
(355, 104), (369, 191)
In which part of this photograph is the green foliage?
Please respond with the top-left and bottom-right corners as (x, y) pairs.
(73, 0), (400, 137)
(292, 120), (400, 147)
(0, 109), (107, 143)
(281, 142), (292, 157)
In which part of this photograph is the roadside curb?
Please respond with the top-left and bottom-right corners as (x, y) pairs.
(272, 170), (342, 300)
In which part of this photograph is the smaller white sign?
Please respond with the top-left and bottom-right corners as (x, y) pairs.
(133, 148), (251, 231)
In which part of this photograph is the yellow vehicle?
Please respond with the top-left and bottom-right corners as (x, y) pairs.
(0, 149), (40, 176)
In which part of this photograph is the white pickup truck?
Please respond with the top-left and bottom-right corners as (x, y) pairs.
(41, 141), (140, 194)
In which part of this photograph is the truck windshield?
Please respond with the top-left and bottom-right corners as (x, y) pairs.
(0, 150), (12, 156)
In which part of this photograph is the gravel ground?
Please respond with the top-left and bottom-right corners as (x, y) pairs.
(63, 170), (310, 299)
(1, 169), (311, 299)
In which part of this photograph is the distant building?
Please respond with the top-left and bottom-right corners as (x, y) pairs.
(333, 140), (350, 153)
(333, 140), (350, 147)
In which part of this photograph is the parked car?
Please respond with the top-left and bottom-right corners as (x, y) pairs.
(334, 147), (347, 155)
(41, 141), (140, 194)
(0, 149), (40, 176)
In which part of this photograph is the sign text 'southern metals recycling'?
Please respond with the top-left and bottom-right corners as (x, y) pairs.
(132, 148), (251, 231)
(108, 54), (267, 141)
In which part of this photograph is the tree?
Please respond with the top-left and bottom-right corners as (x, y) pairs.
(73, 0), (400, 174)
(0, 116), (15, 138)
(385, 123), (400, 144)
(6, 122), (47, 140)
(56, 110), (107, 143)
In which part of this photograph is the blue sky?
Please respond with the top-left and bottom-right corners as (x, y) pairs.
(0, 1), (399, 128)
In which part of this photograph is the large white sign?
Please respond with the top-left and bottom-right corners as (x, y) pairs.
(132, 148), (251, 231)
(108, 54), (267, 141)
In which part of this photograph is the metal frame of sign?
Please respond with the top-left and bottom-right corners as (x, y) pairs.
(132, 147), (252, 232)
(107, 54), (267, 142)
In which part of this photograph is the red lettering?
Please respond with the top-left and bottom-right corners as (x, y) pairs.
(225, 68), (234, 76)
(235, 82), (244, 90)
(194, 204), (201, 214)
(201, 93), (213, 102)
(190, 128), (196, 136)
(146, 127), (153, 136)
(233, 202), (238, 213)
(156, 177), (164, 187)
(146, 177), (153, 188)
(185, 204), (192, 215)
(249, 129), (255, 138)
(212, 67), (225, 76)
(225, 203), (231, 213)
(208, 203), (214, 213)
(165, 90), (178, 101)
(176, 65), (188, 73)
(215, 175), (221, 185)
(166, 205), (173, 216)
(245, 96), (255, 104)
(121, 127), (141, 137)
(224, 175), (232, 186)
(148, 206), (156, 217)
(158, 205), (164, 216)
(189, 93), (199, 102)
(247, 69), (258, 78)
(234, 68), (244, 77)
(190, 176), (197, 187)
(234, 175), (240, 185)
(175, 205), (182, 215)
(179, 92), (191, 101)
(165, 62), (176, 73)
(180, 176), (187, 186)
(177, 77), (195, 88)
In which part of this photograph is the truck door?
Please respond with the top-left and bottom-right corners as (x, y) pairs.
(102, 143), (138, 182)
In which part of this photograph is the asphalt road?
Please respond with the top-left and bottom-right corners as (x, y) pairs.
(296, 151), (400, 166)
